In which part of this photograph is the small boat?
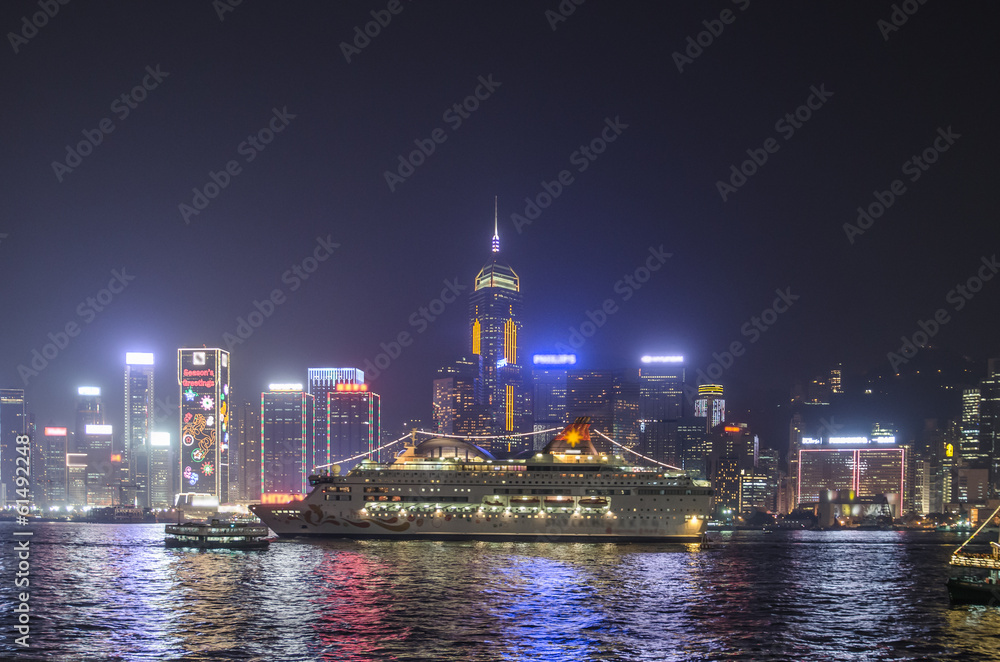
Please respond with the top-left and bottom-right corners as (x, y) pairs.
(165, 519), (270, 550)
(948, 503), (1000, 605)
(578, 497), (608, 508)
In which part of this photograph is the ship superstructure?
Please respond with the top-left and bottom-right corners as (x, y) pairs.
(250, 418), (712, 542)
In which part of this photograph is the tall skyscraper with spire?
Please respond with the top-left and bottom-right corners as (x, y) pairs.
(469, 198), (530, 452)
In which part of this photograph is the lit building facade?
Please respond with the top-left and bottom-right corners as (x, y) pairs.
(530, 355), (572, 450)
(124, 352), (155, 508)
(328, 384), (380, 467)
(74, 386), (103, 454)
(307, 368), (363, 470)
(0, 388), (26, 505)
(177, 348), (231, 505)
(233, 401), (261, 501)
(693, 383), (725, 431)
(149, 431), (172, 508)
(83, 423), (114, 506)
(40, 426), (68, 508)
(980, 359), (1000, 489)
(469, 210), (529, 451)
(638, 357), (685, 465)
(261, 387), (314, 498)
(797, 438), (906, 512)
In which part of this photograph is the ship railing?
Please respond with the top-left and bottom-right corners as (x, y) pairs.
(950, 552), (1000, 569)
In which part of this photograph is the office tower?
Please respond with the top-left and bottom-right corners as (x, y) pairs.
(40, 426), (69, 508)
(979, 359), (1000, 489)
(74, 386), (103, 453)
(531, 354), (573, 449)
(613, 370), (641, 451)
(0, 389), (26, 505)
(797, 437), (906, 514)
(307, 368), (363, 470)
(232, 401), (261, 501)
(261, 386), (314, 498)
(567, 370), (615, 448)
(829, 363), (843, 395)
(178, 348), (231, 505)
(961, 388), (981, 461)
(469, 203), (529, 448)
(83, 423), (113, 506)
(328, 383), (380, 468)
(149, 431), (173, 508)
(638, 357), (685, 465)
(66, 453), (88, 506)
(678, 417), (709, 477)
(124, 352), (155, 508)
(433, 357), (488, 437)
(693, 384), (725, 431)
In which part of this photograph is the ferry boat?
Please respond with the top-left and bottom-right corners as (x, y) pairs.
(165, 519), (270, 550)
(250, 418), (713, 542)
(948, 503), (1000, 605)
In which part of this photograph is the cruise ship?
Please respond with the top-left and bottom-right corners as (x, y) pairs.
(250, 418), (713, 542)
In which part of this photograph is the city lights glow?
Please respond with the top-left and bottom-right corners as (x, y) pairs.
(268, 383), (303, 391)
(85, 424), (112, 435)
(44, 427), (68, 436)
(78, 386), (100, 396)
(640, 355), (684, 363)
(125, 352), (154, 365)
(532, 354), (577, 365)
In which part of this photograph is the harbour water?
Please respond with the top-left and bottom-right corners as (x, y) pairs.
(2, 523), (1000, 661)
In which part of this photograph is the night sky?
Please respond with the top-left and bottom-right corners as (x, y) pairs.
(3, 1), (998, 446)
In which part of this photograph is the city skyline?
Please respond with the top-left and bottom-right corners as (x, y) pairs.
(2, 2), (998, 450)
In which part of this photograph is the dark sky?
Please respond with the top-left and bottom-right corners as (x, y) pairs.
(3, 1), (998, 445)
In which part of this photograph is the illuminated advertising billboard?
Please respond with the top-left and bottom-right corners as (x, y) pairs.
(178, 348), (230, 501)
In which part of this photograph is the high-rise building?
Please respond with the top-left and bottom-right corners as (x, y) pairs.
(693, 384), (725, 431)
(261, 386), (314, 498)
(232, 401), (261, 501)
(124, 352), (155, 508)
(73, 386), (103, 454)
(0, 389), (26, 505)
(148, 431), (173, 508)
(961, 387), (982, 462)
(66, 453), (88, 506)
(797, 439), (906, 514)
(433, 357), (488, 437)
(83, 423), (113, 506)
(178, 348), (231, 505)
(531, 354), (573, 449)
(567, 370), (616, 448)
(307, 368), (363, 470)
(328, 383), (380, 468)
(39, 426), (68, 508)
(678, 416), (709, 477)
(638, 357), (685, 466)
(469, 203), (529, 451)
(979, 359), (1000, 490)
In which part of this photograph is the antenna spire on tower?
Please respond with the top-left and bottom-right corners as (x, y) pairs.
(491, 196), (500, 253)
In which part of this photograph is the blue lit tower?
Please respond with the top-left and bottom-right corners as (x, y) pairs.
(469, 199), (529, 452)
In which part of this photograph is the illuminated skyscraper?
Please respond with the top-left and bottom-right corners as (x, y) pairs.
(261, 386), (314, 498)
(232, 401), (261, 501)
(433, 357), (488, 437)
(328, 383), (380, 468)
(531, 354), (574, 449)
(124, 352), (155, 507)
(40, 426), (68, 508)
(177, 348), (231, 505)
(693, 384), (725, 431)
(73, 386), (103, 454)
(638, 356), (685, 465)
(148, 431), (173, 508)
(0, 389), (25, 505)
(979, 359), (1000, 489)
(962, 387), (981, 461)
(307, 368), (363, 470)
(469, 201), (529, 451)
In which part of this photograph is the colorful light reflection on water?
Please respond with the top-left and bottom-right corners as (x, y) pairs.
(2, 525), (1000, 661)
